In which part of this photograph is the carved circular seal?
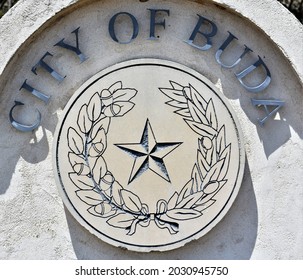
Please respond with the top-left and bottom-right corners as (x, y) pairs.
(53, 59), (245, 252)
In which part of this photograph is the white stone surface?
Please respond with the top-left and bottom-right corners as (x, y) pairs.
(0, 0), (302, 259)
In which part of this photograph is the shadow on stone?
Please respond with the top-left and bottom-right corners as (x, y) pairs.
(0, 113), (58, 195)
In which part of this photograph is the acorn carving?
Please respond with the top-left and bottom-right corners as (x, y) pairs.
(88, 142), (104, 157)
(104, 104), (122, 117)
(100, 89), (113, 106)
(90, 129), (107, 157)
(93, 202), (113, 218)
(201, 136), (213, 150)
(73, 163), (90, 176)
(203, 181), (220, 194)
(99, 172), (114, 192)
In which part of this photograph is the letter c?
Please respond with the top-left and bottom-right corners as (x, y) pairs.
(9, 101), (41, 132)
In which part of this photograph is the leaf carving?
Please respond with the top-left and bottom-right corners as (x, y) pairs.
(69, 173), (94, 190)
(218, 144), (231, 181)
(177, 179), (193, 205)
(68, 128), (84, 155)
(87, 92), (102, 121)
(219, 143), (230, 160)
(183, 87), (191, 99)
(167, 192), (178, 209)
(194, 199), (216, 212)
(191, 164), (203, 193)
(206, 99), (218, 130)
(206, 140), (216, 166)
(189, 84), (208, 112)
(166, 208), (202, 220)
(188, 101), (208, 124)
(198, 138), (207, 159)
(90, 116), (110, 140)
(217, 125), (226, 156)
(76, 190), (103, 206)
(113, 101), (135, 117)
(121, 190), (142, 214)
(169, 81), (184, 90)
(202, 159), (225, 188)
(78, 105), (92, 134)
(197, 151), (210, 179)
(91, 128), (106, 147)
(185, 119), (216, 138)
(112, 88), (137, 102)
(174, 108), (191, 118)
(107, 213), (135, 229)
(111, 181), (123, 207)
(108, 81), (122, 93)
(68, 152), (86, 167)
(88, 202), (115, 218)
(166, 100), (188, 109)
(210, 159), (225, 181)
(92, 156), (107, 184)
(176, 191), (204, 209)
(159, 88), (187, 103)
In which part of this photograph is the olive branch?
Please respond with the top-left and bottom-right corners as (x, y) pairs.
(155, 81), (231, 234)
(66, 80), (231, 236)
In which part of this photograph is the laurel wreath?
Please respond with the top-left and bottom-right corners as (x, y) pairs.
(67, 80), (231, 236)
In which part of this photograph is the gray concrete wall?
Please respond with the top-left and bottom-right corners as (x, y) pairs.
(0, 0), (302, 259)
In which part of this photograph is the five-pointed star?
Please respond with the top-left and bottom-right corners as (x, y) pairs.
(115, 119), (182, 184)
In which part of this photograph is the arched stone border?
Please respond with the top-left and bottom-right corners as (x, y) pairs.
(0, 0), (302, 85)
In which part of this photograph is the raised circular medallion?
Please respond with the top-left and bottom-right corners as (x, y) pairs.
(53, 59), (245, 252)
